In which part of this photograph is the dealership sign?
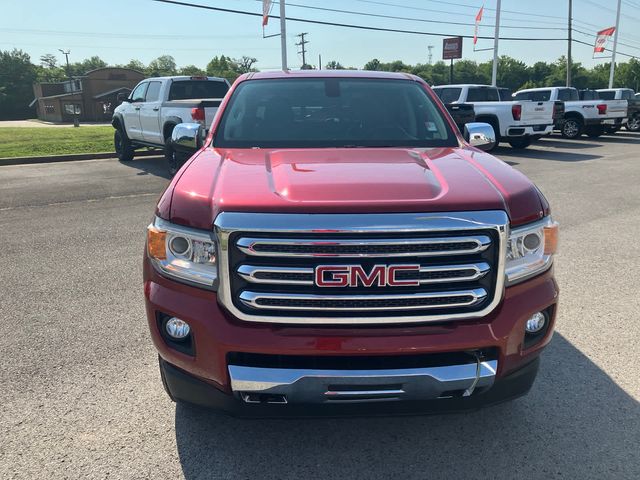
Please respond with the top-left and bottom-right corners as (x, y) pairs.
(443, 37), (463, 60)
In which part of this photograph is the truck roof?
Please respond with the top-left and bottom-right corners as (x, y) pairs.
(146, 75), (227, 82)
(516, 86), (574, 93)
(239, 70), (423, 82)
(432, 84), (493, 88)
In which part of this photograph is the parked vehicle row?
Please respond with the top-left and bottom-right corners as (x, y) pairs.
(432, 84), (556, 150)
(112, 77), (639, 174)
(513, 87), (628, 139)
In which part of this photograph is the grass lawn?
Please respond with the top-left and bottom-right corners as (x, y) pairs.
(0, 126), (114, 158)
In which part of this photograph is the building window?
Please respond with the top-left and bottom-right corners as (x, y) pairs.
(64, 103), (81, 115)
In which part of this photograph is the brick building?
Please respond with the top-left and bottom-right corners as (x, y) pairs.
(32, 67), (145, 123)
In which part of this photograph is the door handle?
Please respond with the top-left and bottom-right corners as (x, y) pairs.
(153, 107), (159, 111)
(135, 107), (141, 110)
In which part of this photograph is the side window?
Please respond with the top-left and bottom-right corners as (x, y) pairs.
(467, 88), (499, 102)
(131, 83), (148, 102)
(623, 90), (634, 100)
(145, 82), (162, 102)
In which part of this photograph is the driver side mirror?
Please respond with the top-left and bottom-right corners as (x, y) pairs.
(117, 93), (131, 103)
(464, 122), (497, 151)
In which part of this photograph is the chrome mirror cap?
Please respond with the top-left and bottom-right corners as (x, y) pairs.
(171, 123), (203, 151)
(464, 122), (497, 151)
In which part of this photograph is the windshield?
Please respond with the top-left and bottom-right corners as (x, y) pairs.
(168, 80), (229, 100)
(213, 78), (456, 149)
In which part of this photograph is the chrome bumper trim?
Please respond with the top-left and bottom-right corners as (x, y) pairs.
(237, 262), (490, 286)
(235, 235), (491, 258)
(238, 288), (487, 311)
(228, 360), (498, 404)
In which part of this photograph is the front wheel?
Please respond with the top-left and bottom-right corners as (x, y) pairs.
(626, 116), (640, 132)
(508, 137), (531, 149)
(165, 136), (182, 177)
(561, 118), (583, 139)
(114, 129), (135, 162)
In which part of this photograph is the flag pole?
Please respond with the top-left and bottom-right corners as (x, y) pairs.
(491, 0), (501, 86)
(280, 0), (288, 71)
(608, 0), (621, 88)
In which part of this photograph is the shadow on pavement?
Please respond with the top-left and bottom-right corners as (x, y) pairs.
(496, 145), (601, 162)
(174, 334), (639, 479)
(535, 137), (602, 149)
(119, 155), (171, 180)
(592, 134), (640, 145)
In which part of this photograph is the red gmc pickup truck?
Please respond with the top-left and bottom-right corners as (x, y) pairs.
(144, 70), (559, 416)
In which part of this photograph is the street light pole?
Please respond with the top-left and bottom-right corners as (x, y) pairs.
(491, 0), (501, 86)
(280, 0), (288, 70)
(608, 0), (622, 88)
(567, 0), (572, 87)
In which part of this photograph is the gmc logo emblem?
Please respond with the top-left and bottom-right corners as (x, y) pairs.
(315, 265), (420, 288)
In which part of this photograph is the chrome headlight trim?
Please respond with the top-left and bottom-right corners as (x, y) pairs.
(505, 216), (556, 286)
(148, 217), (218, 290)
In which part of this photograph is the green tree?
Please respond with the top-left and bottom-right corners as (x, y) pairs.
(179, 64), (206, 76)
(147, 55), (177, 76)
(325, 60), (344, 70)
(364, 58), (381, 70)
(40, 53), (58, 69)
(0, 49), (38, 120)
(124, 59), (146, 72)
(233, 56), (258, 74)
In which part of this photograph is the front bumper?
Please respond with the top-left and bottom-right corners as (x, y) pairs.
(144, 260), (558, 413)
(160, 355), (540, 417)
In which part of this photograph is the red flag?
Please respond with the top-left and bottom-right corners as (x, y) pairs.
(262, 0), (273, 26)
(474, 6), (484, 45)
(594, 26), (616, 53)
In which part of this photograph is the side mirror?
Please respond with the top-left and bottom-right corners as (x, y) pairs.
(117, 93), (129, 103)
(464, 122), (496, 151)
(171, 123), (203, 152)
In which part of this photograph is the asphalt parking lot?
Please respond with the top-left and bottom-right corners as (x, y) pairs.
(1, 133), (639, 479)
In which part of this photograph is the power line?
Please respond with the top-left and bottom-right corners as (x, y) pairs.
(257, 0), (566, 30)
(150, 0), (567, 41)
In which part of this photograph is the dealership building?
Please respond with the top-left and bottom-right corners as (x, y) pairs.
(31, 67), (144, 123)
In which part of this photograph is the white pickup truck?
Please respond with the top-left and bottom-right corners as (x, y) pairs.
(513, 86), (628, 139)
(112, 76), (230, 174)
(432, 84), (555, 149)
(596, 88), (640, 132)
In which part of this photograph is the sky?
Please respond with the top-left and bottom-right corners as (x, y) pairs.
(1, 0), (639, 71)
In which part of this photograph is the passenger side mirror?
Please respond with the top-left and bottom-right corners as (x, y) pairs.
(117, 93), (129, 103)
(171, 123), (203, 152)
(464, 122), (497, 151)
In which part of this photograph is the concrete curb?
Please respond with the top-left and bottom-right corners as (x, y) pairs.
(0, 149), (162, 167)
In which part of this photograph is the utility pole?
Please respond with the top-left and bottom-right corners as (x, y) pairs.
(58, 49), (71, 75)
(296, 33), (309, 68)
(427, 45), (434, 65)
(609, 0), (622, 88)
(280, 0), (288, 70)
(318, 54), (322, 70)
(491, 0), (502, 86)
(567, 0), (572, 87)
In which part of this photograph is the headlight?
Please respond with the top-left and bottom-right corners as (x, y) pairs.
(146, 217), (217, 289)
(505, 217), (558, 285)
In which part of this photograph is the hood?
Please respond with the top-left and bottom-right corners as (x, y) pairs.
(162, 147), (544, 229)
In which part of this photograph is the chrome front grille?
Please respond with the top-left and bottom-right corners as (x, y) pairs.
(214, 211), (509, 325)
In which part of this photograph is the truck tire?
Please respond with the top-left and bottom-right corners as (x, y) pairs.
(626, 116), (640, 132)
(165, 137), (180, 177)
(561, 118), (583, 139)
(114, 128), (135, 162)
(585, 125), (604, 138)
(508, 137), (531, 149)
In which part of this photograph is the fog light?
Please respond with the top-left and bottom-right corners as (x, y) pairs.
(525, 312), (546, 334)
(165, 317), (190, 340)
